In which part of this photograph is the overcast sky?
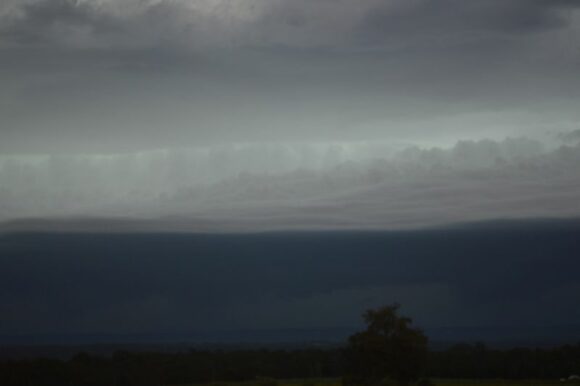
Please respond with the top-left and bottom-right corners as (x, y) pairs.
(1, 0), (579, 153)
(0, 0), (579, 227)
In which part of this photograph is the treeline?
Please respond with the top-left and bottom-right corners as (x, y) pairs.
(1, 343), (579, 386)
(428, 343), (580, 379)
(0, 349), (343, 386)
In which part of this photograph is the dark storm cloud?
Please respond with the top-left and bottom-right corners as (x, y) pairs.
(1, 0), (579, 49)
(0, 0), (205, 50)
(0, 0), (116, 46)
(358, 0), (580, 44)
(0, 0), (579, 154)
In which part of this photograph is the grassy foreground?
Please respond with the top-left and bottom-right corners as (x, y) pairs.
(432, 380), (564, 386)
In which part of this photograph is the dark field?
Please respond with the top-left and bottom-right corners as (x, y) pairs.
(1, 218), (580, 343)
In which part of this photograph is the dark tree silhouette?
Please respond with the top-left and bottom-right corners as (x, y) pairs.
(343, 303), (429, 386)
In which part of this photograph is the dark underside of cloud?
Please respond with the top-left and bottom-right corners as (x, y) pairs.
(1, 217), (579, 344)
(2, 0), (578, 48)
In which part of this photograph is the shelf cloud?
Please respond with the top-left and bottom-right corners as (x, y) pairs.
(1, 0), (579, 230)
(1, 136), (579, 231)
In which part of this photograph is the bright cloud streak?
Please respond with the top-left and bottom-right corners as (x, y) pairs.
(1, 136), (578, 231)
